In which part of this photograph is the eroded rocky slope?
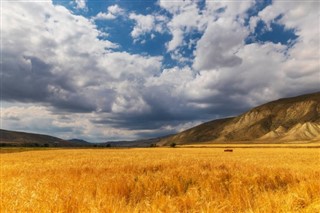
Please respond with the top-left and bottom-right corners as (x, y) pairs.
(158, 92), (320, 145)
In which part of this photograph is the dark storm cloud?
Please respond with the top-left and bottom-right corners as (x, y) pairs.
(2, 56), (53, 102)
(2, 56), (98, 113)
(92, 111), (195, 130)
(49, 96), (97, 113)
(91, 90), (233, 131)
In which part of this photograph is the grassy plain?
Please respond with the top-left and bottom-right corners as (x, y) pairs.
(1, 147), (319, 212)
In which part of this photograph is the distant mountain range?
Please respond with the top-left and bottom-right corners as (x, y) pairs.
(158, 92), (320, 145)
(0, 129), (163, 147)
(1, 92), (319, 147)
(0, 129), (92, 147)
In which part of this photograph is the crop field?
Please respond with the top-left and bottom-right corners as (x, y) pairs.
(1, 147), (320, 212)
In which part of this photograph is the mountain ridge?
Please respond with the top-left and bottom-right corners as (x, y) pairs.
(158, 92), (320, 145)
(0, 129), (90, 147)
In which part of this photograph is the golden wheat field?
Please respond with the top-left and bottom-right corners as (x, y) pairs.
(1, 147), (320, 212)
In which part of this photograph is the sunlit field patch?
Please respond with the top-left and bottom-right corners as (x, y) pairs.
(1, 148), (319, 212)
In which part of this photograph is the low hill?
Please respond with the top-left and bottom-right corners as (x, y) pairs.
(99, 136), (168, 147)
(67, 139), (92, 145)
(0, 129), (89, 147)
(158, 92), (320, 145)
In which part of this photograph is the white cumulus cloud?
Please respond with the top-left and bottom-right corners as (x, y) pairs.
(93, 4), (124, 20)
(74, 0), (87, 10)
(129, 13), (167, 42)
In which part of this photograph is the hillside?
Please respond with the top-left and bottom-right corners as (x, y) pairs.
(158, 92), (320, 145)
(0, 129), (90, 147)
(101, 137), (163, 147)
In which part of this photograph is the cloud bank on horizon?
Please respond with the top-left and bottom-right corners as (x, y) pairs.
(1, 0), (319, 141)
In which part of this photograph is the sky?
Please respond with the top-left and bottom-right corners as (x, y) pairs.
(1, 0), (319, 142)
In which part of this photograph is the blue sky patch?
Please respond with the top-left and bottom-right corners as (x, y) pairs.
(246, 20), (298, 45)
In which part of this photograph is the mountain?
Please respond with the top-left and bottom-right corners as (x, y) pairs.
(99, 137), (168, 147)
(0, 128), (166, 148)
(67, 139), (92, 145)
(0, 129), (90, 147)
(0, 129), (165, 147)
(158, 92), (320, 145)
